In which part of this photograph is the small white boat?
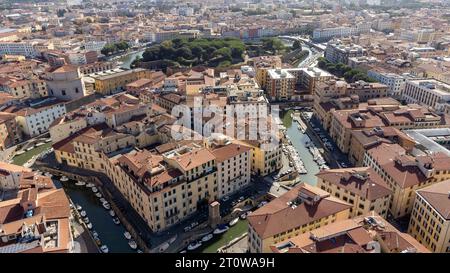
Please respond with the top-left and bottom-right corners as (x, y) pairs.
(113, 217), (120, 225)
(187, 241), (202, 251)
(201, 234), (213, 242)
(44, 172), (53, 178)
(83, 217), (90, 224)
(137, 250), (143, 253)
(128, 240), (137, 249)
(80, 211), (87, 217)
(109, 210), (115, 217)
(95, 193), (102, 198)
(85, 183), (94, 188)
(92, 187), (98, 193)
(76, 204), (82, 211)
(60, 176), (69, 182)
(26, 147), (34, 151)
(87, 223), (93, 229)
(15, 150), (25, 155)
(213, 225), (229, 235)
(159, 242), (170, 252)
(99, 198), (106, 203)
(75, 181), (86, 186)
(102, 202), (111, 210)
(229, 218), (239, 226)
(124, 232), (132, 240)
(179, 250), (187, 253)
(92, 231), (99, 238)
(100, 245), (109, 253)
(240, 213), (247, 220)
(36, 142), (45, 147)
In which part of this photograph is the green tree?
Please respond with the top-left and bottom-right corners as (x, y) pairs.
(292, 40), (302, 50)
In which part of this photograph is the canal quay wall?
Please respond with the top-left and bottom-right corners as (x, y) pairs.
(33, 160), (152, 253)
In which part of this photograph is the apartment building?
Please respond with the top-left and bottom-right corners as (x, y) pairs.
(349, 127), (415, 166)
(402, 79), (450, 113)
(251, 56), (282, 90)
(0, 112), (23, 151)
(239, 139), (282, 177)
(363, 143), (450, 218)
(207, 136), (251, 198)
(2, 97), (66, 137)
(0, 77), (47, 99)
(329, 103), (448, 154)
(324, 41), (367, 65)
(266, 68), (295, 101)
(0, 173), (73, 253)
(368, 70), (407, 98)
(0, 162), (31, 190)
(0, 40), (53, 58)
(408, 180), (450, 253)
(317, 167), (392, 218)
(247, 183), (351, 253)
(271, 212), (430, 253)
(49, 113), (88, 143)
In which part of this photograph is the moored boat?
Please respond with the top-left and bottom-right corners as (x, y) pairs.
(229, 217), (239, 226)
(124, 232), (132, 240)
(187, 241), (202, 251)
(128, 240), (138, 250)
(201, 234), (213, 242)
(100, 245), (109, 253)
(213, 224), (229, 235)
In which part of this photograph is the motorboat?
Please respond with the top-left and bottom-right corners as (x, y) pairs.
(76, 204), (82, 211)
(109, 210), (115, 217)
(92, 231), (99, 238)
(100, 245), (109, 253)
(201, 234), (213, 242)
(113, 217), (120, 225)
(87, 223), (93, 229)
(229, 218), (239, 226)
(99, 198), (106, 203)
(213, 224), (229, 235)
(179, 250), (187, 253)
(75, 181), (86, 186)
(128, 240), (137, 250)
(240, 213), (247, 220)
(187, 241), (202, 251)
(83, 217), (90, 224)
(44, 172), (53, 178)
(60, 176), (69, 182)
(124, 232), (132, 240)
(85, 183), (94, 188)
(80, 211), (87, 217)
(95, 193), (102, 198)
(92, 187), (98, 193)
(15, 150), (25, 155)
(137, 250), (143, 253)
(95, 238), (102, 246)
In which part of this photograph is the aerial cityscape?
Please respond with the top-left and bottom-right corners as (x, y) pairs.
(1, 0), (450, 259)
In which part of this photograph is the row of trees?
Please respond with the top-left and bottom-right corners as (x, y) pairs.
(101, 41), (130, 56)
(317, 57), (376, 83)
(140, 38), (246, 68)
(245, 37), (287, 57)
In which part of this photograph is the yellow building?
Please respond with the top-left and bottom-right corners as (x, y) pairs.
(271, 212), (430, 253)
(239, 139), (282, 176)
(408, 179), (450, 253)
(364, 143), (450, 219)
(90, 68), (154, 95)
(317, 167), (392, 218)
(247, 183), (351, 253)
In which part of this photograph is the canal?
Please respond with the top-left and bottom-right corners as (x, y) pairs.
(282, 110), (320, 185)
(58, 180), (136, 253)
(118, 50), (145, 69)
